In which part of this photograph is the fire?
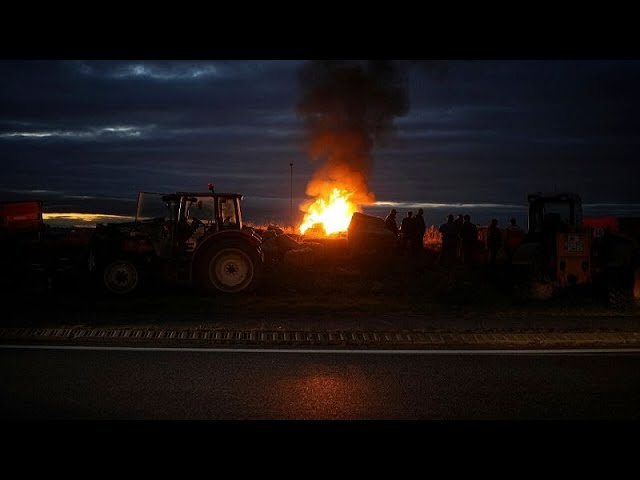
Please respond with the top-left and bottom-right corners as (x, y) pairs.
(299, 187), (360, 236)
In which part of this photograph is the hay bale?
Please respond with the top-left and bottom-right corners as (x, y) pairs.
(284, 247), (314, 268)
(347, 212), (396, 256)
(302, 241), (325, 256)
(260, 236), (279, 254)
(276, 233), (302, 252)
(349, 212), (386, 229)
(260, 229), (277, 242)
(267, 224), (284, 235)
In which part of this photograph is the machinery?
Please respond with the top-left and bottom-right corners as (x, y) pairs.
(0, 200), (44, 238)
(87, 186), (264, 294)
(0, 200), (93, 291)
(512, 192), (640, 305)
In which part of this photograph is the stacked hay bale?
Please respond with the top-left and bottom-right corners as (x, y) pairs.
(257, 225), (323, 268)
(347, 212), (398, 275)
(347, 212), (397, 257)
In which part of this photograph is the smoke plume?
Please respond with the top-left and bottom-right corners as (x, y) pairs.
(297, 60), (410, 207)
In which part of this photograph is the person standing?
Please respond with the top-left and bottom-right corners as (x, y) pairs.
(384, 208), (400, 250)
(400, 211), (416, 254)
(487, 218), (502, 265)
(504, 217), (524, 264)
(460, 214), (478, 266)
(453, 214), (464, 259)
(385, 209), (399, 236)
(439, 214), (459, 266)
(414, 208), (426, 256)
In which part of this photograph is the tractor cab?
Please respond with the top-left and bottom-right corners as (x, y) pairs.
(134, 190), (244, 256)
(172, 192), (243, 231)
(527, 192), (583, 239)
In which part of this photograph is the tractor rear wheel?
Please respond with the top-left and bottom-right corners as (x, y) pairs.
(199, 245), (256, 293)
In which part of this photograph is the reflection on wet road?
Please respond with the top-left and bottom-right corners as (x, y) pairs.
(1, 346), (639, 419)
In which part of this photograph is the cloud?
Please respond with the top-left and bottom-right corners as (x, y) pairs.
(75, 61), (226, 81)
(0, 125), (153, 141)
(0, 59), (638, 216)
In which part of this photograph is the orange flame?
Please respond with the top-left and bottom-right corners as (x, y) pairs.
(299, 187), (360, 235)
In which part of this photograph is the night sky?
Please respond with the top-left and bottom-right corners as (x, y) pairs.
(1, 60), (639, 227)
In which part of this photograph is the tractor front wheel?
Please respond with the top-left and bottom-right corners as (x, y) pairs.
(606, 267), (635, 309)
(102, 258), (140, 295)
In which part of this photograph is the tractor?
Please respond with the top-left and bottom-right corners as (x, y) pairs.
(87, 186), (264, 294)
(511, 192), (640, 306)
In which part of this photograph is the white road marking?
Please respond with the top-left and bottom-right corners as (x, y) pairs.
(1, 344), (640, 355)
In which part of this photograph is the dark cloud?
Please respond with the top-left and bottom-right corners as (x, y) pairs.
(1, 60), (639, 225)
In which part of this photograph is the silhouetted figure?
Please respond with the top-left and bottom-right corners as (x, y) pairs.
(385, 209), (399, 236)
(504, 217), (524, 264)
(439, 214), (459, 266)
(454, 214), (464, 259)
(487, 218), (502, 265)
(460, 214), (478, 266)
(400, 211), (416, 254)
(413, 208), (426, 256)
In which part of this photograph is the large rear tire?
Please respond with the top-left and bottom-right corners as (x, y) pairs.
(198, 245), (257, 293)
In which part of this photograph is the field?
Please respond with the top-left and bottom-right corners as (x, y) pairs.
(3, 241), (638, 331)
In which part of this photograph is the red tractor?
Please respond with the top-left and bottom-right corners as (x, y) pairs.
(87, 188), (264, 294)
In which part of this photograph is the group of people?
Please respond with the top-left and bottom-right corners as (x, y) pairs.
(438, 214), (479, 265)
(439, 214), (525, 266)
(488, 217), (527, 265)
(384, 208), (526, 266)
(384, 208), (426, 256)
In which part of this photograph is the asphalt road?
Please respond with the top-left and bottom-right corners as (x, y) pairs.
(2, 345), (640, 420)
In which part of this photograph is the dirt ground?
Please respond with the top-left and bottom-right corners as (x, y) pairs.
(2, 247), (638, 330)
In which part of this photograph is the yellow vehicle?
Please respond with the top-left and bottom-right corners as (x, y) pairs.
(512, 192), (639, 306)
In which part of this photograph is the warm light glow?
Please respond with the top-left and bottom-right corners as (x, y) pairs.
(43, 213), (134, 224)
(299, 188), (359, 235)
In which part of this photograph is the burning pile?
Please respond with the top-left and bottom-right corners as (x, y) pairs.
(296, 60), (409, 237)
(299, 187), (358, 236)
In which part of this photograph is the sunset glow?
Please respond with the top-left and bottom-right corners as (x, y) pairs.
(43, 213), (134, 224)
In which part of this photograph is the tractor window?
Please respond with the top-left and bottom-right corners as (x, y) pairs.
(186, 197), (215, 225)
(529, 200), (574, 233)
(543, 202), (573, 226)
(218, 197), (238, 228)
(136, 192), (173, 222)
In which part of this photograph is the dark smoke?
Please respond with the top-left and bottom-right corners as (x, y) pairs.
(296, 60), (410, 205)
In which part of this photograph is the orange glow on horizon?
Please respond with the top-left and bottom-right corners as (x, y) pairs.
(43, 213), (134, 223)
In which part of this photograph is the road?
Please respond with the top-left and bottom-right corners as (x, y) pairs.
(2, 345), (640, 420)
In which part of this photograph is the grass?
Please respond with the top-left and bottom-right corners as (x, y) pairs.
(3, 244), (638, 327)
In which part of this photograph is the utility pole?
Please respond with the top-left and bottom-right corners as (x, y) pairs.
(289, 162), (293, 228)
